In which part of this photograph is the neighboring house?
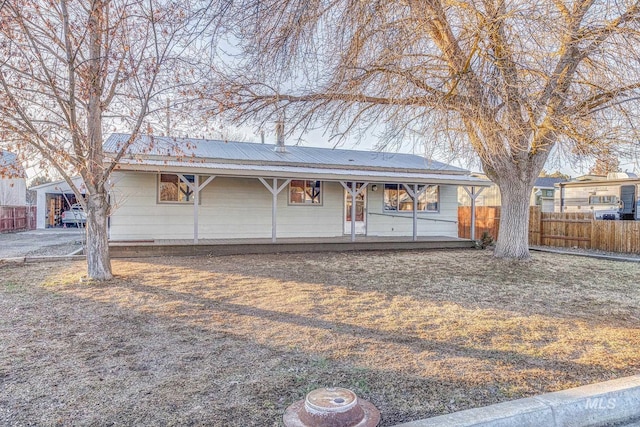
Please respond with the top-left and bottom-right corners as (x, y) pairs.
(555, 172), (640, 220)
(532, 177), (568, 212)
(0, 150), (27, 206)
(31, 176), (86, 228)
(458, 174), (567, 213)
(103, 133), (489, 242)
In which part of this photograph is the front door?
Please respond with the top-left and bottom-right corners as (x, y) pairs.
(344, 183), (367, 234)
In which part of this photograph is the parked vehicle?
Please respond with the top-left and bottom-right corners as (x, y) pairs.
(61, 204), (86, 226)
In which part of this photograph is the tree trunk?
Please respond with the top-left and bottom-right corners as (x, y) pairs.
(494, 178), (533, 260)
(85, 192), (112, 280)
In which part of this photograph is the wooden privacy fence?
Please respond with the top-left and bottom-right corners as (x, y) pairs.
(459, 206), (640, 254)
(0, 206), (37, 233)
(458, 206), (503, 241)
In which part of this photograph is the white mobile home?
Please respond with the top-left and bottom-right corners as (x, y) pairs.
(104, 133), (489, 243)
(555, 173), (640, 220)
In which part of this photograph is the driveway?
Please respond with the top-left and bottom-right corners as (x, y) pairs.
(0, 229), (84, 259)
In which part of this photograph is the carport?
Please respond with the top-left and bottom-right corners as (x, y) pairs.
(30, 177), (86, 229)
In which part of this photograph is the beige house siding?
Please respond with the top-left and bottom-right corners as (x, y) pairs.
(458, 184), (502, 207)
(109, 172), (344, 240)
(108, 172), (460, 240)
(458, 183), (557, 213)
(366, 184), (458, 237)
(277, 181), (343, 238)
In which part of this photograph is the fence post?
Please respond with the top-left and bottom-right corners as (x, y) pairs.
(539, 209), (543, 246)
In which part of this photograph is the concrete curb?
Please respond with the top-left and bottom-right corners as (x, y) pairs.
(0, 255), (86, 264)
(67, 247), (84, 256)
(393, 375), (640, 427)
(0, 257), (27, 264)
(24, 255), (86, 263)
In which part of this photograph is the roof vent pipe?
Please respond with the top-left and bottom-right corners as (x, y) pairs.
(275, 120), (286, 153)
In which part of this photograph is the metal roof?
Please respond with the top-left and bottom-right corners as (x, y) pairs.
(557, 177), (640, 187)
(104, 133), (467, 174)
(114, 158), (491, 186)
(534, 177), (567, 188)
(29, 176), (85, 192)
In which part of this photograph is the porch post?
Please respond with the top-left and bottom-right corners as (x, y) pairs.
(179, 174), (215, 244)
(402, 184), (427, 241)
(339, 182), (369, 242)
(463, 186), (484, 241)
(193, 183), (199, 243)
(259, 177), (291, 242)
(471, 190), (476, 240)
(413, 185), (418, 241)
(272, 179), (277, 242)
(350, 181), (356, 241)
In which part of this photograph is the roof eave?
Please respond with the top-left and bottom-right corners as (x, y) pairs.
(105, 152), (469, 176)
(111, 160), (491, 187)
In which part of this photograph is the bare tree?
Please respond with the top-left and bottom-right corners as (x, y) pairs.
(208, 0), (640, 259)
(589, 150), (621, 175)
(0, 0), (216, 279)
(539, 170), (570, 180)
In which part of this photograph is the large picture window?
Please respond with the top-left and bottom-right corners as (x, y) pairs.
(159, 174), (195, 203)
(384, 184), (439, 212)
(289, 180), (322, 204)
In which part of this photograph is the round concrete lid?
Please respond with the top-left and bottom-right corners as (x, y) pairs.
(305, 387), (358, 414)
(283, 387), (380, 427)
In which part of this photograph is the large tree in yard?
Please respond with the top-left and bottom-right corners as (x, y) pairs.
(0, 0), (215, 279)
(210, 0), (640, 259)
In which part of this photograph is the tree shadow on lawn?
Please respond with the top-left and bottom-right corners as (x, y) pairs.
(0, 272), (574, 427)
(3, 254), (638, 426)
(22, 258), (638, 424)
(124, 248), (640, 328)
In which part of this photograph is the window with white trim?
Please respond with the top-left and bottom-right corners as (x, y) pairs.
(383, 184), (439, 212)
(158, 174), (195, 203)
(289, 180), (322, 204)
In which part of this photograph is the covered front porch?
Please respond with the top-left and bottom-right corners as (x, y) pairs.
(109, 163), (489, 242)
(109, 235), (475, 258)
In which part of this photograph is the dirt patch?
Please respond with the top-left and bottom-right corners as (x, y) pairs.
(1, 249), (639, 426)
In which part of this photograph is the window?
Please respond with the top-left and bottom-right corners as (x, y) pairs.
(159, 174), (195, 203)
(384, 184), (439, 212)
(589, 195), (618, 205)
(289, 180), (322, 204)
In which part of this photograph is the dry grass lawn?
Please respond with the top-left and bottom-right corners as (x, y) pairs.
(1, 249), (639, 426)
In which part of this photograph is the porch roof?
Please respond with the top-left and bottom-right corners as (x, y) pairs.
(114, 158), (491, 186)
